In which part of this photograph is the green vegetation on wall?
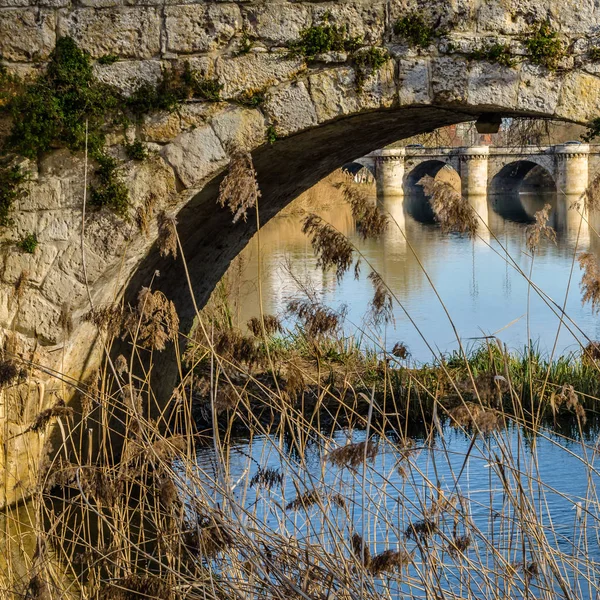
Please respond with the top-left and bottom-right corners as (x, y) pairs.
(393, 14), (434, 48)
(17, 232), (38, 254)
(524, 22), (564, 70)
(0, 163), (25, 227)
(288, 21), (362, 60)
(468, 43), (516, 67)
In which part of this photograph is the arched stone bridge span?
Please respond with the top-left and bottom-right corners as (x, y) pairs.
(373, 144), (600, 198)
(3, 0), (600, 505)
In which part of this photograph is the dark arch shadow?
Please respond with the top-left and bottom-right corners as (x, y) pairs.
(489, 160), (556, 224)
(404, 159), (460, 223)
(117, 105), (556, 403)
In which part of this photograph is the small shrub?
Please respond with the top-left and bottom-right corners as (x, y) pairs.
(0, 163), (26, 227)
(89, 152), (129, 218)
(17, 232), (38, 254)
(354, 47), (389, 90)
(469, 43), (516, 67)
(524, 22), (564, 70)
(124, 139), (148, 161)
(266, 125), (278, 145)
(97, 54), (119, 66)
(393, 14), (434, 48)
(590, 47), (600, 61)
(288, 22), (362, 60)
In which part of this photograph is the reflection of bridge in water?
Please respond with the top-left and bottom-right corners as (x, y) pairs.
(355, 144), (600, 238)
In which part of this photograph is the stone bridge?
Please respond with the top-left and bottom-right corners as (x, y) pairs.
(373, 144), (600, 198)
(3, 0), (600, 505)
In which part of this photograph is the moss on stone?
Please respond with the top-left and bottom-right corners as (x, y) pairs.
(124, 140), (148, 161)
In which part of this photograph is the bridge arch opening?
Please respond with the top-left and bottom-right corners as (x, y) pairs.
(488, 160), (557, 223)
(404, 160), (461, 222)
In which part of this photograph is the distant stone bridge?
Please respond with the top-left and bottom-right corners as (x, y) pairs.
(4, 0), (600, 505)
(363, 144), (600, 198)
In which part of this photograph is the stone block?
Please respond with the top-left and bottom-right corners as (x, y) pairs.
(140, 111), (183, 143)
(165, 5), (242, 54)
(93, 60), (163, 95)
(516, 63), (561, 116)
(58, 243), (108, 285)
(431, 56), (469, 104)
(57, 8), (161, 59)
(2, 244), (59, 286)
(40, 268), (88, 309)
(311, 2), (386, 45)
(398, 57), (431, 105)
(216, 52), (305, 99)
(210, 106), (266, 151)
(37, 210), (80, 243)
(0, 9), (56, 61)
(556, 71), (600, 123)
(262, 81), (318, 137)
(125, 155), (178, 209)
(161, 124), (228, 188)
(467, 61), (520, 110)
(242, 3), (311, 47)
(14, 291), (62, 346)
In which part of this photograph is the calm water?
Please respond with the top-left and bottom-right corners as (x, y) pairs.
(199, 178), (600, 597)
(223, 180), (600, 363)
(193, 423), (600, 598)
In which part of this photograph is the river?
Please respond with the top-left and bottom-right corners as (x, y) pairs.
(219, 171), (600, 363)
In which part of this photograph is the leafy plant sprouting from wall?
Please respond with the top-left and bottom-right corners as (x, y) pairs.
(393, 13), (435, 48)
(468, 43), (516, 67)
(288, 18), (362, 60)
(0, 37), (225, 224)
(524, 22), (564, 70)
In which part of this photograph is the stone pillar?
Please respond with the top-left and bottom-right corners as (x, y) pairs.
(555, 144), (590, 237)
(375, 148), (405, 198)
(459, 146), (490, 198)
(555, 143), (589, 198)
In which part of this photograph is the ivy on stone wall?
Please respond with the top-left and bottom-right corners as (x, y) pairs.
(524, 22), (564, 70)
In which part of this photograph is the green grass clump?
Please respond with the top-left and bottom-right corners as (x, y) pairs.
(589, 47), (600, 61)
(524, 22), (564, 70)
(0, 163), (26, 227)
(288, 22), (362, 60)
(393, 14), (434, 48)
(124, 140), (148, 161)
(89, 152), (129, 218)
(469, 43), (516, 67)
(17, 232), (38, 254)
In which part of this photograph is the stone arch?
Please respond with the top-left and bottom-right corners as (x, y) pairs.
(4, 0), (600, 503)
(403, 159), (461, 221)
(488, 160), (557, 222)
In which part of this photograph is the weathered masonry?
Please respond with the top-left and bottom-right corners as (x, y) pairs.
(2, 0), (600, 506)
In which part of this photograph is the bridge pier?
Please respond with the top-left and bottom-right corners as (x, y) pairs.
(459, 146), (490, 198)
(555, 144), (590, 235)
(375, 148), (405, 198)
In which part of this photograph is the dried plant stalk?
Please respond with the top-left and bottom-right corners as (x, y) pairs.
(302, 214), (355, 280)
(578, 252), (600, 313)
(157, 211), (178, 259)
(218, 149), (261, 223)
(526, 203), (556, 252)
(418, 175), (478, 237)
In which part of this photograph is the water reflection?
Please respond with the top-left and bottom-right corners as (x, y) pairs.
(221, 175), (599, 362)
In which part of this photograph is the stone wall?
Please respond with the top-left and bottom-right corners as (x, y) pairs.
(2, 0), (600, 505)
